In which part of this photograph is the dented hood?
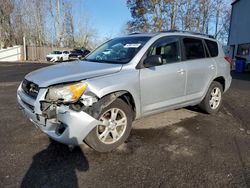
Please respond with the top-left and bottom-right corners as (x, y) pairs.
(25, 60), (122, 87)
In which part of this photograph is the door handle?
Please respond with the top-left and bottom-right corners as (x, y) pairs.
(209, 65), (215, 70)
(177, 69), (185, 74)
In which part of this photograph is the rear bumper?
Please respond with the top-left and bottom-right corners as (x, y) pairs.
(17, 84), (99, 145)
(224, 75), (232, 92)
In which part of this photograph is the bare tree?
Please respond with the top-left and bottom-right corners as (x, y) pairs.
(0, 0), (98, 49)
(169, 0), (179, 29)
(213, 0), (225, 38)
(10, 0), (47, 46)
(11, 0), (24, 45)
(74, 17), (98, 50)
(62, 1), (75, 47)
(148, 0), (165, 31)
(126, 0), (150, 32)
(179, 0), (196, 30)
(197, 0), (211, 33)
(0, 0), (14, 48)
(216, 5), (231, 43)
(126, 0), (231, 44)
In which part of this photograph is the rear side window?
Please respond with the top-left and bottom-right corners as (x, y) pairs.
(183, 38), (205, 60)
(205, 40), (218, 57)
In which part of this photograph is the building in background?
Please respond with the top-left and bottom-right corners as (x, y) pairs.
(228, 0), (250, 62)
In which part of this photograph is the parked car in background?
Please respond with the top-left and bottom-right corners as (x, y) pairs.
(46, 51), (69, 62)
(18, 31), (231, 152)
(69, 48), (90, 60)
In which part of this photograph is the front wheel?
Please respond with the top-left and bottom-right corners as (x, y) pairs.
(85, 98), (132, 152)
(199, 81), (223, 114)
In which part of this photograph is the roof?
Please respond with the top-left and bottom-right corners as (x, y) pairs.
(231, 0), (240, 5)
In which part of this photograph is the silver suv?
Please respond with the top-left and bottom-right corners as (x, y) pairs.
(17, 31), (232, 152)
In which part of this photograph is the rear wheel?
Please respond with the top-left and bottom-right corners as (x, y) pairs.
(199, 81), (223, 114)
(85, 98), (132, 152)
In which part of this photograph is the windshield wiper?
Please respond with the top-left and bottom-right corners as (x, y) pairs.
(85, 59), (119, 64)
(85, 59), (101, 63)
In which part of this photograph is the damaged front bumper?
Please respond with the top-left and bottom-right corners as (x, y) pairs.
(17, 84), (100, 145)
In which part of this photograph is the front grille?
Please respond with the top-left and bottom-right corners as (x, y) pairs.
(22, 79), (39, 99)
(46, 57), (52, 61)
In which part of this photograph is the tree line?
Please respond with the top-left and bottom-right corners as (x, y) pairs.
(0, 0), (232, 49)
(126, 0), (231, 43)
(0, 0), (97, 49)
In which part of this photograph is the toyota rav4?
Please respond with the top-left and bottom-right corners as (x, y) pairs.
(17, 31), (232, 152)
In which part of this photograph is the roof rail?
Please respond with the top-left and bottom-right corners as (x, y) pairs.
(128, 32), (143, 35)
(160, 30), (215, 39)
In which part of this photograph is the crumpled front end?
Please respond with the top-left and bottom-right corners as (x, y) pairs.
(17, 82), (100, 145)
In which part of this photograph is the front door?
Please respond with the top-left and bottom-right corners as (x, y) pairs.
(140, 36), (187, 115)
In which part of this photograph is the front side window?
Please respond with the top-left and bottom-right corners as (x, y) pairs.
(86, 36), (151, 64)
(52, 51), (62, 54)
(147, 37), (181, 64)
(183, 38), (205, 60)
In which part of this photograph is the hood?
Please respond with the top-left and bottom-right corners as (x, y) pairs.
(25, 61), (122, 87)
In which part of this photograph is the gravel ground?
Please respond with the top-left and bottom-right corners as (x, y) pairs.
(0, 62), (250, 188)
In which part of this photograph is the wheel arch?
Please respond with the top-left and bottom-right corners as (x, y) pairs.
(213, 76), (225, 91)
(200, 76), (226, 103)
(98, 90), (137, 120)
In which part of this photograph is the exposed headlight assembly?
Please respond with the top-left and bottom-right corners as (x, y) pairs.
(47, 82), (88, 103)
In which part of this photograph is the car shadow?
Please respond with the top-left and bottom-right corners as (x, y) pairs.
(185, 106), (205, 114)
(231, 71), (250, 81)
(21, 140), (89, 188)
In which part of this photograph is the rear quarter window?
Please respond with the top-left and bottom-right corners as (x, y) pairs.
(205, 39), (218, 57)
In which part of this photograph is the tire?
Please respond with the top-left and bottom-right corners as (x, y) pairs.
(199, 81), (223, 114)
(60, 57), (63, 62)
(85, 98), (132, 152)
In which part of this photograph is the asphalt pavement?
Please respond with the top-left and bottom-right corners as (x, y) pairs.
(0, 62), (250, 188)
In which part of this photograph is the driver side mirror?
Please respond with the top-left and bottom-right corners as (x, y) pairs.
(144, 55), (163, 68)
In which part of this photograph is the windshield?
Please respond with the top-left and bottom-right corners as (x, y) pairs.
(85, 36), (151, 64)
(52, 51), (62, 54)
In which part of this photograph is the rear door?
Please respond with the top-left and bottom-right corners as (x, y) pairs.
(182, 37), (216, 99)
(140, 36), (187, 115)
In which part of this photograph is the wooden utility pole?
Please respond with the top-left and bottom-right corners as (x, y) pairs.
(56, 0), (63, 47)
(23, 36), (26, 61)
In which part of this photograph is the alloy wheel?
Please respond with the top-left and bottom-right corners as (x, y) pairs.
(209, 87), (221, 110)
(96, 108), (127, 144)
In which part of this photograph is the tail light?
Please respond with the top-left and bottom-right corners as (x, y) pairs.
(224, 56), (232, 64)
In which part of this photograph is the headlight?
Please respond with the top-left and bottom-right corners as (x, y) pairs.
(47, 82), (88, 102)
